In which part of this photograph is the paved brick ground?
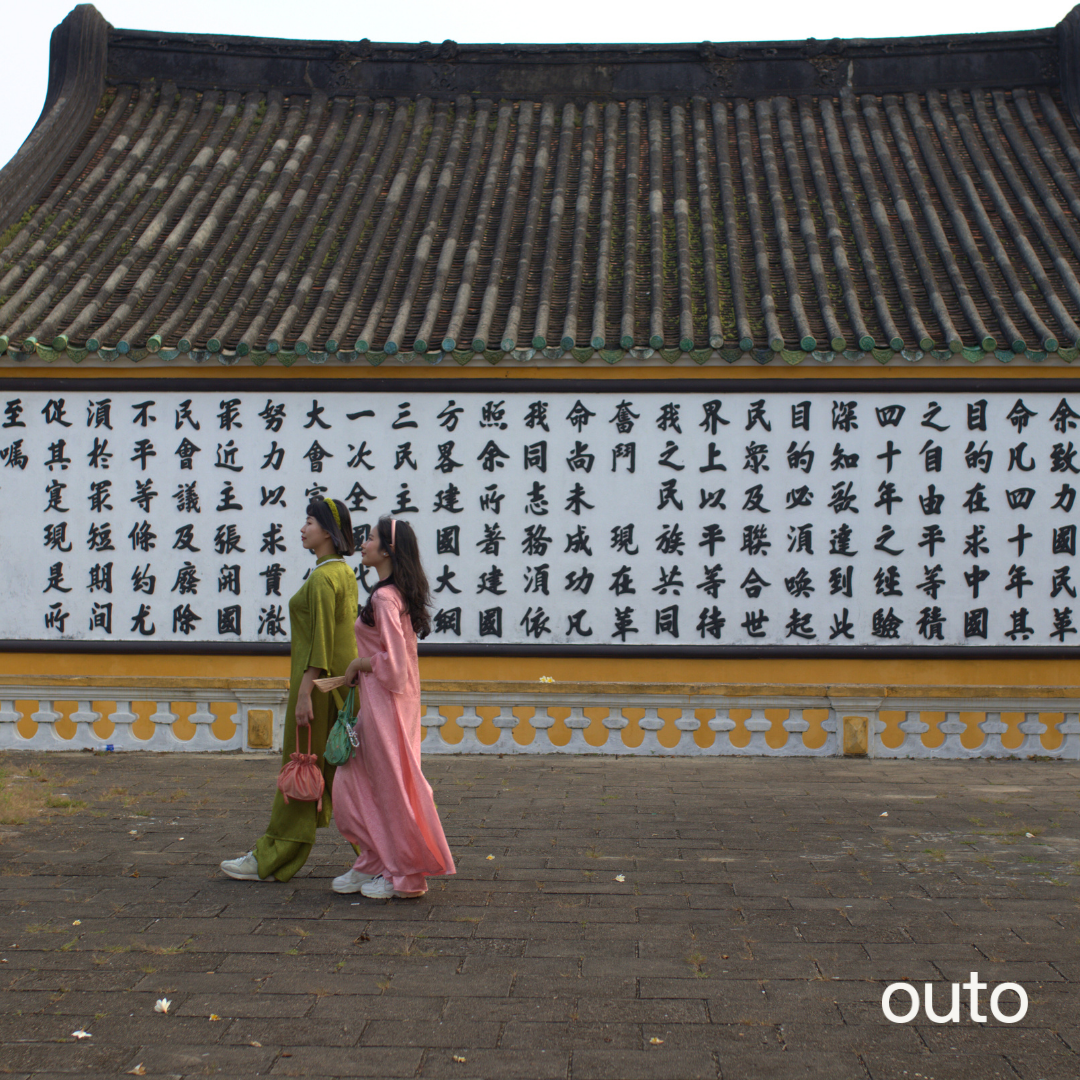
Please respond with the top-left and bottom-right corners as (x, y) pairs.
(0, 752), (1077, 1079)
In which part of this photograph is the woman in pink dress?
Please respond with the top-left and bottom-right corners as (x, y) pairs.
(331, 515), (455, 899)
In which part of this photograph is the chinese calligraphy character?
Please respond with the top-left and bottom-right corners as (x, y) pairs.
(260, 563), (287, 596)
(131, 401), (156, 427)
(259, 605), (287, 637)
(741, 525), (770, 556)
(700, 399), (730, 435)
(1006, 399), (1037, 432)
(303, 400), (330, 430)
(787, 441), (814, 473)
(696, 564), (726, 598)
(172, 604), (201, 635)
(214, 524), (245, 554)
(831, 400), (857, 432)
(433, 608), (461, 635)
(612, 607), (637, 641)
(610, 442), (635, 473)
(875, 404), (905, 427)
(127, 521), (156, 553)
(739, 568), (771, 597)
(918, 524), (946, 556)
(875, 481), (902, 515)
(171, 562), (201, 595)
(963, 484), (990, 513)
(785, 568), (814, 597)
(479, 485), (505, 514)
(829, 565), (853, 597)
(655, 605), (679, 637)
(743, 485), (770, 513)
(745, 399), (771, 431)
(743, 442), (769, 474)
(175, 437), (200, 470)
(658, 441), (684, 471)
(655, 523), (685, 555)
(921, 400), (949, 432)
(217, 565), (241, 595)
(131, 564), (156, 594)
(522, 524), (553, 556)
(437, 400), (464, 431)
(609, 399), (640, 432)
(654, 402), (679, 432)
(435, 441), (462, 473)
(523, 400), (549, 431)
(916, 606), (946, 640)
(175, 399), (200, 430)
(917, 564), (946, 599)
(566, 400), (596, 432)
(436, 526), (460, 556)
(131, 603), (156, 636)
(86, 399), (112, 430)
(872, 607), (903, 639)
(433, 484), (464, 514)
(1050, 398), (1080, 433)
(41, 399), (71, 427)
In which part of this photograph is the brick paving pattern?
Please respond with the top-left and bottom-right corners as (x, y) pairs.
(0, 752), (1077, 1079)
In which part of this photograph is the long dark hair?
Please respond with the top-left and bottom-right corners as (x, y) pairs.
(306, 497), (355, 556)
(360, 516), (431, 638)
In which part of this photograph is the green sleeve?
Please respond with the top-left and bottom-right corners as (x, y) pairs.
(301, 574), (337, 674)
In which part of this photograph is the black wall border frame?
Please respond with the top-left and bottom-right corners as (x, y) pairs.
(3, 375), (1080, 659)
(4, 376), (1080, 394)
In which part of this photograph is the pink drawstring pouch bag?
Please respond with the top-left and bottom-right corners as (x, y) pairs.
(277, 727), (324, 811)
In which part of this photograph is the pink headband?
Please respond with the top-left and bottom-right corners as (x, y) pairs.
(390, 518), (397, 551)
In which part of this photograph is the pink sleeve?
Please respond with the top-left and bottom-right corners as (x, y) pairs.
(369, 591), (414, 694)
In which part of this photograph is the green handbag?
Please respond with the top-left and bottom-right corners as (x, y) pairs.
(325, 686), (359, 766)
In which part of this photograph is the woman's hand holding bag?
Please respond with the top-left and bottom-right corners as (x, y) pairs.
(324, 687), (360, 766)
(277, 727), (325, 810)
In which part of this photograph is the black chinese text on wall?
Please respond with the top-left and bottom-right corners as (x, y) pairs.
(3, 379), (1080, 656)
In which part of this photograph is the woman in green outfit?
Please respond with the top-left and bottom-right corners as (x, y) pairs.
(221, 497), (358, 883)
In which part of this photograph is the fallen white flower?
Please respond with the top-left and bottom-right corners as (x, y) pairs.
(154, 998), (171, 1014)
(72, 920), (81, 926)
(126, 1065), (146, 1076)
(486, 855), (495, 861)
(879, 812), (888, 817)
(71, 1030), (92, 1040)
(1025, 831), (1035, 837)
(615, 874), (626, 882)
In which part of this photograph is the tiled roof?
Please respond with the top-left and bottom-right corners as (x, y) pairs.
(5, 5), (1080, 366)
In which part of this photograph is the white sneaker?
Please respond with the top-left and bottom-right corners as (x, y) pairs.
(359, 874), (425, 899)
(220, 852), (262, 880)
(331, 869), (374, 894)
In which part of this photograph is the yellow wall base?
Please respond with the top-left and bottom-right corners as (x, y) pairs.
(0, 651), (1076, 690)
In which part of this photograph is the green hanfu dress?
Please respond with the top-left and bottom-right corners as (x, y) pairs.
(253, 554), (358, 881)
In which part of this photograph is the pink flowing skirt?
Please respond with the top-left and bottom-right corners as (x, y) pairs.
(332, 693), (455, 894)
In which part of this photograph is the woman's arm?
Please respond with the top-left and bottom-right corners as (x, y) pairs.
(294, 666), (324, 727)
(367, 593), (415, 694)
(343, 656), (374, 687)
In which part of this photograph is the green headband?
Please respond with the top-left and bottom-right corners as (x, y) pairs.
(325, 499), (342, 532)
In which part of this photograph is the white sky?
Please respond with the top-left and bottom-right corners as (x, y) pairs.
(0, 0), (1071, 169)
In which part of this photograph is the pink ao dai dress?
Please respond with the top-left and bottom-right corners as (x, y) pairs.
(331, 584), (455, 894)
